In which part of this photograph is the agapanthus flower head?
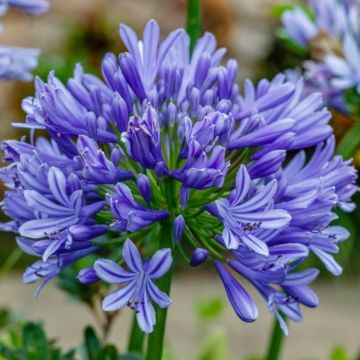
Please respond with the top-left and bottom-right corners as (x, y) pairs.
(0, 19), (357, 334)
(0, 0), (49, 81)
(0, 46), (39, 81)
(281, 0), (360, 110)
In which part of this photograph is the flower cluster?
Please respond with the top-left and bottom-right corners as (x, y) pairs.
(281, 0), (360, 111)
(0, 0), (49, 81)
(0, 19), (357, 334)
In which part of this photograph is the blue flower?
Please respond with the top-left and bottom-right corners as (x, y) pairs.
(94, 239), (173, 333)
(125, 103), (168, 175)
(0, 19), (357, 335)
(0, 46), (40, 81)
(18, 167), (104, 239)
(281, 0), (360, 108)
(76, 135), (132, 184)
(208, 165), (291, 253)
(107, 183), (169, 232)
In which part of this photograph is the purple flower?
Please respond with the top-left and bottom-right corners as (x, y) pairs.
(173, 215), (185, 243)
(208, 165), (291, 253)
(18, 167), (104, 239)
(94, 239), (173, 333)
(137, 174), (152, 202)
(107, 183), (169, 232)
(190, 248), (208, 266)
(0, 18), (357, 335)
(0, 46), (39, 81)
(76, 135), (132, 184)
(77, 267), (100, 285)
(20, 241), (97, 297)
(126, 103), (168, 175)
(281, 1), (360, 108)
(172, 146), (229, 189)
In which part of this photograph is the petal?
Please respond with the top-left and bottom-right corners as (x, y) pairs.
(48, 167), (69, 206)
(23, 190), (75, 217)
(102, 281), (137, 311)
(284, 285), (319, 308)
(94, 259), (136, 284)
(146, 248), (173, 279)
(136, 291), (156, 333)
(122, 239), (143, 272)
(311, 247), (342, 276)
(283, 268), (320, 286)
(19, 216), (77, 239)
(215, 261), (258, 322)
(229, 165), (251, 205)
(240, 233), (269, 256)
(222, 226), (239, 250)
(147, 280), (173, 308)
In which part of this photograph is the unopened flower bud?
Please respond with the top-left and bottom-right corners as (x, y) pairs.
(190, 248), (209, 267)
(173, 215), (185, 243)
(77, 267), (99, 285)
(137, 174), (151, 202)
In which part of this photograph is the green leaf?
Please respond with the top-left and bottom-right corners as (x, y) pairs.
(61, 349), (77, 360)
(120, 352), (144, 360)
(84, 326), (101, 360)
(0, 308), (11, 329)
(276, 29), (308, 56)
(22, 322), (48, 360)
(270, 4), (297, 17)
(97, 345), (119, 360)
(336, 113), (360, 159)
(195, 297), (225, 321)
(330, 346), (350, 360)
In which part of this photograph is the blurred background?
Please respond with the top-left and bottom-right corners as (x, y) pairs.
(0, 0), (359, 359)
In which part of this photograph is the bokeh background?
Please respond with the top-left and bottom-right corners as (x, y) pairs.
(0, 1), (359, 359)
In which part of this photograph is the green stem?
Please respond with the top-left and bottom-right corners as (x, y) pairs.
(128, 313), (145, 353)
(0, 247), (22, 282)
(145, 219), (174, 360)
(186, 0), (202, 53)
(336, 121), (360, 158)
(265, 316), (287, 360)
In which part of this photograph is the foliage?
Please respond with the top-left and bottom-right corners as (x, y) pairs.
(0, 320), (76, 360)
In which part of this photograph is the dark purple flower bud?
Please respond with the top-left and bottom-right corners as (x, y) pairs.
(190, 248), (208, 266)
(194, 53), (211, 88)
(126, 103), (168, 174)
(110, 146), (122, 165)
(180, 186), (190, 209)
(112, 94), (129, 132)
(173, 215), (185, 243)
(137, 174), (152, 202)
(108, 183), (169, 232)
(172, 146), (230, 190)
(119, 53), (147, 101)
(77, 267), (100, 285)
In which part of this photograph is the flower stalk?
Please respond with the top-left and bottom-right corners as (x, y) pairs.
(128, 313), (146, 353)
(146, 219), (174, 360)
(265, 316), (287, 360)
(187, 0), (202, 53)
